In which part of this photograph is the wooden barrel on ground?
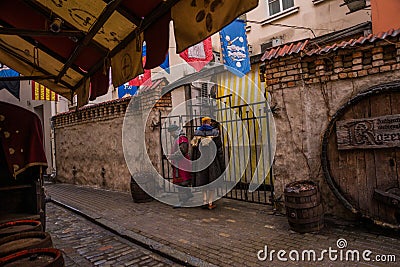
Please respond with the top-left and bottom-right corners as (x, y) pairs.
(284, 180), (324, 233)
(0, 248), (64, 267)
(321, 82), (400, 228)
(130, 173), (154, 203)
(0, 231), (53, 257)
(0, 220), (42, 238)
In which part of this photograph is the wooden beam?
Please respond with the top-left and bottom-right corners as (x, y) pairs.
(115, 5), (142, 26)
(101, 0), (142, 26)
(112, 0), (180, 57)
(22, 0), (108, 54)
(0, 27), (85, 38)
(0, 75), (56, 81)
(56, 0), (124, 84)
(74, 0), (181, 91)
(0, 42), (75, 90)
(0, 20), (86, 77)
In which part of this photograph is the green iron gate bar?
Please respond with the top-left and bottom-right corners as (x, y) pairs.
(159, 94), (274, 205)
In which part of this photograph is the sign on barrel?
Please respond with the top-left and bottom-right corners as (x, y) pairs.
(336, 114), (400, 150)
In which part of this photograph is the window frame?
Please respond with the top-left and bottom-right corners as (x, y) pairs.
(266, 0), (295, 17)
(263, 0), (299, 25)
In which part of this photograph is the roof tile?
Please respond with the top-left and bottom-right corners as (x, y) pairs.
(261, 28), (400, 61)
(305, 28), (400, 57)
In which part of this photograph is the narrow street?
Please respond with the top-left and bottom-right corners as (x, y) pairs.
(1, 1), (400, 267)
(45, 183), (400, 267)
(46, 202), (181, 267)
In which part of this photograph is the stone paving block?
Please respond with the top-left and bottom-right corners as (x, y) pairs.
(46, 202), (182, 266)
(115, 253), (141, 263)
(85, 252), (105, 259)
(123, 258), (142, 266)
(89, 255), (106, 262)
(46, 184), (400, 267)
(94, 259), (108, 265)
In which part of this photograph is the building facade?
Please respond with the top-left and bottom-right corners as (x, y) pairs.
(371, 0), (400, 33)
(246, 0), (371, 56)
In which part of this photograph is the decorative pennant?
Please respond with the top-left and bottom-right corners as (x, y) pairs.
(31, 81), (58, 101)
(179, 37), (213, 72)
(77, 78), (90, 107)
(160, 53), (170, 74)
(111, 33), (144, 88)
(172, 0), (258, 53)
(89, 68), (110, 101)
(130, 43), (152, 86)
(0, 101), (48, 177)
(118, 80), (138, 98)
(220, 19), (251, 77)
(0, 64), (20, 99)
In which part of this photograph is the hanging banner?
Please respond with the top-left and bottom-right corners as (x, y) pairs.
(32, 81), (58, 101)
(172, 0), (258, 53)
(0, 101), (48, 177)
(111, 33), (144, 88)
(179, 37), (213, 72)
(220, 19), (251, 77)
(130, 43), (152, 86)
(160, 53), (170, 74)
(118, 81), (138, 98)
(0, 64), (20, 99)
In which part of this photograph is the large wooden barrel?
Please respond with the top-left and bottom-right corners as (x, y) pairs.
(130, 173), (154, 203)
(0, 231), (53, 257)
(0, 220), (42, 238)
(322, 82), (400, 228)
(0, 248), (64, 267)
(284, 180), (324, 233)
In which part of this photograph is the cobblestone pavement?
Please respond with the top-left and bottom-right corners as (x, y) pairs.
(46, 202), (181, 267)
(46, 184), (400, 267)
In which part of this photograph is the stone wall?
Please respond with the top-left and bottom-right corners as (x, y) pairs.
(263, 36), (400, 217)
(52, 88), (172, 192)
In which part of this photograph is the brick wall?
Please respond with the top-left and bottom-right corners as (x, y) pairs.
(262, 36), (400, 218)
(265, 39), (400, 90)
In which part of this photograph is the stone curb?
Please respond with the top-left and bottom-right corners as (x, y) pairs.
(49, 198), (217, 267)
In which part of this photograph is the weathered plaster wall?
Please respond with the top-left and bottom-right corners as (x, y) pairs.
(264, 37), (400, 218)
(53, 89), (172, 192)
(246, 0), (370, 55)
(55, 116), (130, 190)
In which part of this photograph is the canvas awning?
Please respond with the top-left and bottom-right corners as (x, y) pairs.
(0, 0), (258, 106)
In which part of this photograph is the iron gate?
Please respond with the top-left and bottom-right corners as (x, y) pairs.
(160, 93), (274, 205)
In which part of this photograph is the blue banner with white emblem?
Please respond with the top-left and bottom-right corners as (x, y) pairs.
(220, 19), (251, 78)
(118, 83), (138, 98)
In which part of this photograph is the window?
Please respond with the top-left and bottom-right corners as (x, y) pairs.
(261, 42), (272, 53)
(267, 0), (294, 16)
(261, 38), (282, 53)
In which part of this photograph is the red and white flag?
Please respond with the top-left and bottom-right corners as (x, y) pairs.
(129, 69), (151, 86)
(179, 37), (213, 72)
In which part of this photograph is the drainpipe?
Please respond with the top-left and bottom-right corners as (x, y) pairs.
(72, 166), (77, 184)
(101, 167), (106, 188)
